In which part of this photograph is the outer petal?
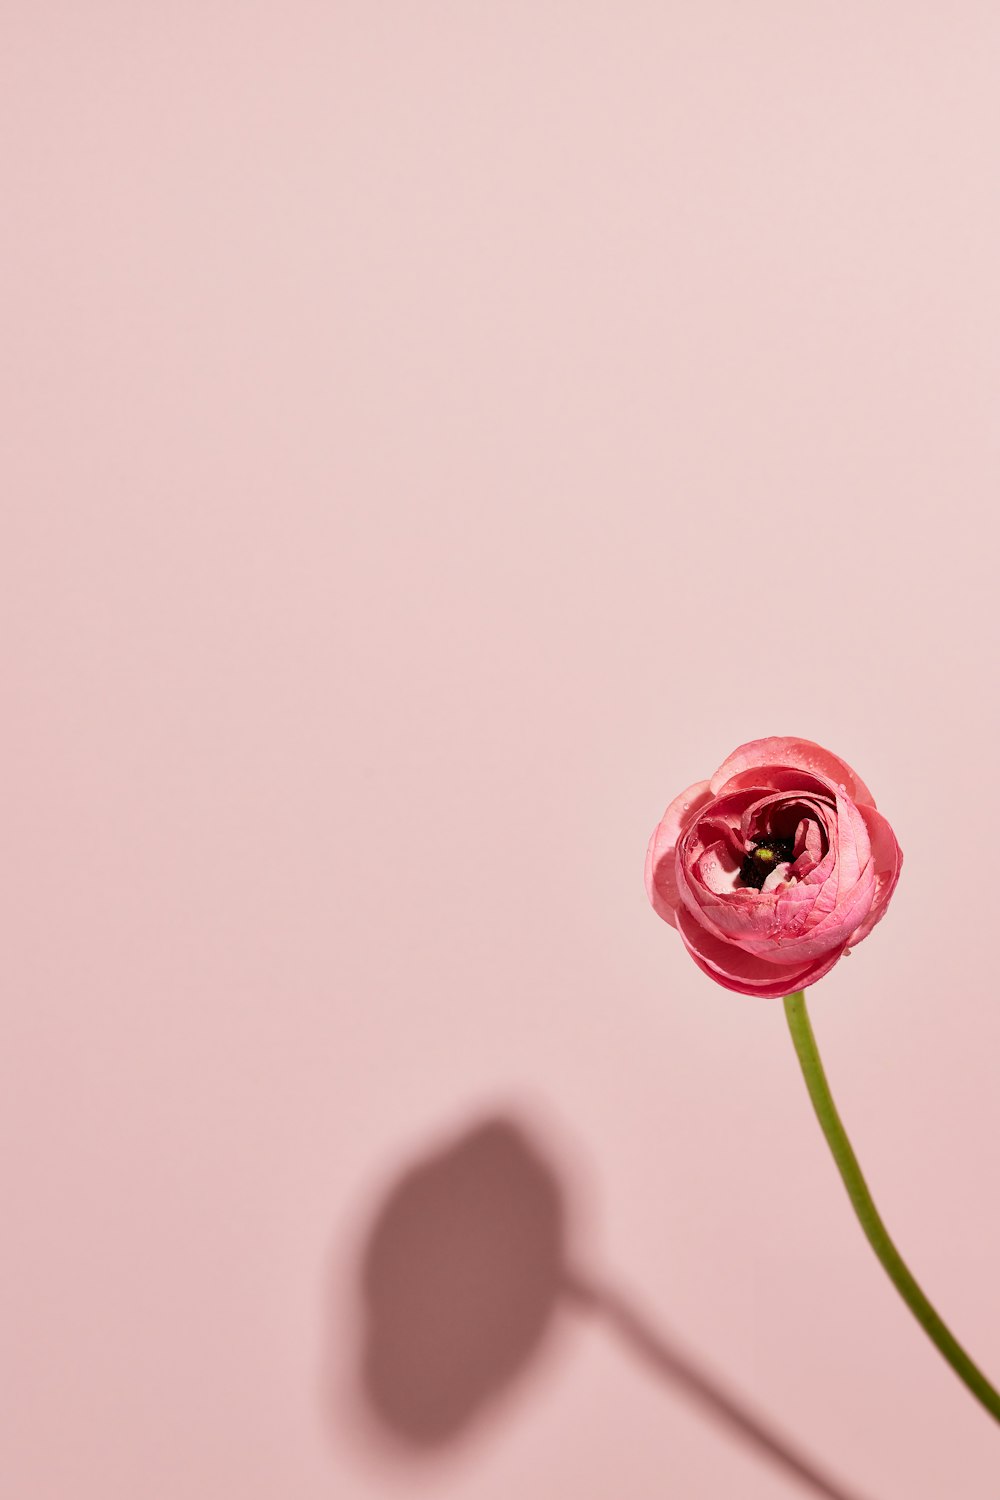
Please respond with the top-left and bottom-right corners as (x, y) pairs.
(644, 780), (713, 927)
(676, 906), (847, 997)
(710, 738), (876, 808)
(848, 805), (903, 945)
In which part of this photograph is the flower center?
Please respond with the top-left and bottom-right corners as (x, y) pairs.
(739, 836), (795, 890)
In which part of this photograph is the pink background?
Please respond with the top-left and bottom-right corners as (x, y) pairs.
(3, 5), (999, 1496)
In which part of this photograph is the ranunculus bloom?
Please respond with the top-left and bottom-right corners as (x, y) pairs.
(645, 737), (902, 997)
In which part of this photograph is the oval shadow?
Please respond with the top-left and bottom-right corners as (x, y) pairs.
(358, 1116), (568, 1446)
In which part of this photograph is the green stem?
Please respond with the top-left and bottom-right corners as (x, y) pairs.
(783, 989), (1000, 1426)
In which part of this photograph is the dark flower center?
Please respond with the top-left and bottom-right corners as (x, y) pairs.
(739, 837), (795, 890)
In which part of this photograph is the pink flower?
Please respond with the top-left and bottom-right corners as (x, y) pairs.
(645, 737), (902, 997)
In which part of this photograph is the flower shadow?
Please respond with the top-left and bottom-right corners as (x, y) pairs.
(356, 1116), (564, 1446)
(344, 1112), (872, 1500)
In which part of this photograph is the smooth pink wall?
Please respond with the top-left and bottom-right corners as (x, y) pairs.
(3, 5), (999, 1497)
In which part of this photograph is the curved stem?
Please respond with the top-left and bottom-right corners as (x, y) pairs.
(783, 989), (1000, 1426)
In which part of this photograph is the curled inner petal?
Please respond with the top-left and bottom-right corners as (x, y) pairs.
(761, 861), (792, 893)
(696, 842), (743, 894)
(791, 816), (824, 876)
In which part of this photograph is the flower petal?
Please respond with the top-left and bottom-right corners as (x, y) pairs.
(645, 780), (713, 927)
(848, 805), (903, 945)
(710, 737), (876, 808)
(676, 906), (847, 997)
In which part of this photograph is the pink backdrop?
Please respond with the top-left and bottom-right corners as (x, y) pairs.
(3, 5), (999, 1496)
